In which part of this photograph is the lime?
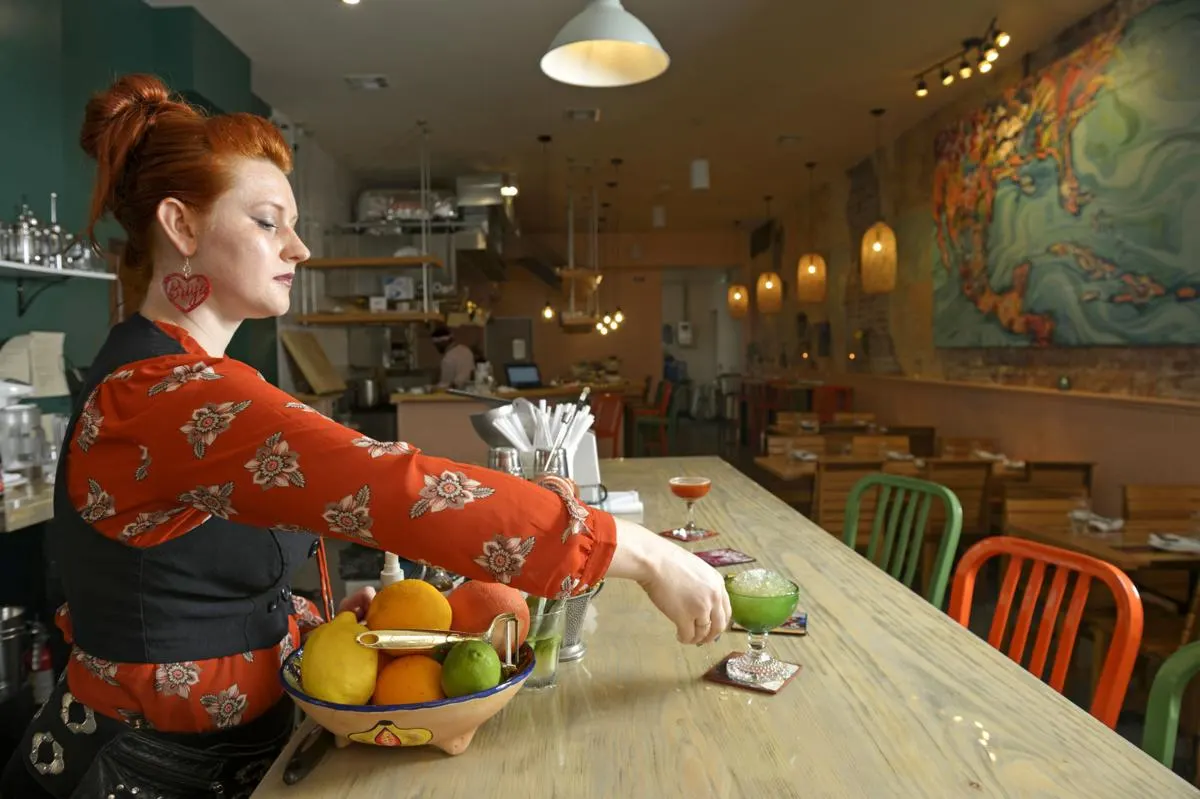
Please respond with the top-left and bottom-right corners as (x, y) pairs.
(441, 640), (502, 698)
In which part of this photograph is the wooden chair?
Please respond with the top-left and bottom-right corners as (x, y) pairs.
(850, 435), (909, 458)
(926, 460), (992, 535)
(774, 412), (820, 433)
(812, 385), (853, 423)
(1124, 485), (1200, 521)
(1143, 639), (1200, 770)
(834, 411), (875, 425)
(1003, 497), (1082, 531)
(948, 536), (1144, 729)
(634, 381), (681, 456)
(590, 392), (625, 458)
(843, 473), (964, 609)
(814, 460), (882, 538)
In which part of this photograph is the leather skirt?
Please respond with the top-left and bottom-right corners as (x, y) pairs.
(12, 675), (294, 799)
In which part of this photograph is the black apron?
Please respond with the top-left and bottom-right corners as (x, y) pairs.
(11, 315), (318, 798)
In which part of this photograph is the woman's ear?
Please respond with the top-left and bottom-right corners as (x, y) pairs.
(155, 198), (199, 258)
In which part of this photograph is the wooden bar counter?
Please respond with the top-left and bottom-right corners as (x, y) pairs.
(391, 383), (626, 466)
(252, 457), (1195, 798)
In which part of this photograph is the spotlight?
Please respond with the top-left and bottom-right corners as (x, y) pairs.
(598, 325), (609, 336)
(959, 59), (973, 80)
(996, 30), (1011, 48)
(985, 45), (999, 62)
(500, 185), (519, 197)
(941, 68), (954, 87)
(915, 79), (929, 98)
(603, 313), (612, 325)
(979, 58), (993, 74)
(613, 308), (625, 323)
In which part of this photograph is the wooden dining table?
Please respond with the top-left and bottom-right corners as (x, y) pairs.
(1009, 519), (1200, 572)
(252, 456), (1197, 798)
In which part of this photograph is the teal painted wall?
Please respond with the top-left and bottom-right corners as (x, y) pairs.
(0, 0), (279, 390)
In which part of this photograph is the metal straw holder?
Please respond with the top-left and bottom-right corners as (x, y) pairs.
(558, 582), (604, 663)
(487, 446), (523, 478)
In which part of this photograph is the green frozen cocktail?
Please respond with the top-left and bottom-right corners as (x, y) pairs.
(725, 569), (799, 683)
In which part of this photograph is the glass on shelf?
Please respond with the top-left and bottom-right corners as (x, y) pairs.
(662, 476), (713, 542)
(725, 569), (800, 684)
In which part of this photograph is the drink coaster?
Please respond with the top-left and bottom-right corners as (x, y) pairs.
(703, 652), (801, 695)
(659, 527), (719, 542)
(731, 611), (807, 636)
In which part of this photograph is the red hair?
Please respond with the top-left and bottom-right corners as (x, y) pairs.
(80, 73), (293, 303)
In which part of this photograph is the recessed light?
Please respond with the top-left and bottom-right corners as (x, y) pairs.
(563, 108), (601, 123)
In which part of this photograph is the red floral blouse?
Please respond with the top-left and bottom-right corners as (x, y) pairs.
(57, 320), (616, 733)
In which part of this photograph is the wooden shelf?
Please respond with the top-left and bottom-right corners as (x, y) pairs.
(296, 311), (444, 325)
(299, 255), (444, 270)
(0, 258), (116, 281)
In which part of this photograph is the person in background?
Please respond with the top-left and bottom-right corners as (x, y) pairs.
(1, 74), (728, 798)
(431, 325), (475, 389)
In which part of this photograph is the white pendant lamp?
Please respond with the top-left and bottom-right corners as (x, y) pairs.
(541, 0), (670, 88)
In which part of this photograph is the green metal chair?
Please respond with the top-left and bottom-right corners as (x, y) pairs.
(1143, 639), (1200, 768)
(843, 473), (964, 609)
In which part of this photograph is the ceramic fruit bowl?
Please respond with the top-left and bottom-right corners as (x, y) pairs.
(280, 644), (534, 755)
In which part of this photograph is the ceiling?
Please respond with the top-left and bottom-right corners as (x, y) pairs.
(145, 0), (1112, 232)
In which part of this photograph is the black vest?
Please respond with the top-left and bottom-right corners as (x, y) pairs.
(49, 314), (318, 663)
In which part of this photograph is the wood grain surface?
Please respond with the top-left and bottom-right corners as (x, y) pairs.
(252, 456), (1197, 798)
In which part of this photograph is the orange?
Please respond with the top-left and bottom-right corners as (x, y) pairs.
(366, 579), (452, 632)
(447, 581), (530, 648)
(373, 655), (445, 705)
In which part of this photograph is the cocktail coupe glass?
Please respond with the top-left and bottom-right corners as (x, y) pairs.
(665, 476), (712, 542)
(725, 570), (800, 683)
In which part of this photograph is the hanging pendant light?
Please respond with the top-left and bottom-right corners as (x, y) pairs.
(860, 109), (897, 295)
(613, 307), (625, 323)
(756, 272), (782, 314)
(796, 161), (827, 304)
(542, 301), (555, 320)
(727, 284), (749, 318)
(541, 0), (670, 88)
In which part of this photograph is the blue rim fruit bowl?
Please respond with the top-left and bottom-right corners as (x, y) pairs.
(280, 644), (535, 755)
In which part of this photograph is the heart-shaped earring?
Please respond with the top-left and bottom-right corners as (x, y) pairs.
(162, 256), (211, 313)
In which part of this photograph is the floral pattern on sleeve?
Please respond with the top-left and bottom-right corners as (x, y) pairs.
(60, 319), (617, 734)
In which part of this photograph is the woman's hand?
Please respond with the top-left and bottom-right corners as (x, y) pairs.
(607, 519), (731, 645)
(339, 585), (377, 622)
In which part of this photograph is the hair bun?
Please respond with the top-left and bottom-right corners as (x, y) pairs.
(80, 74), (176, 161)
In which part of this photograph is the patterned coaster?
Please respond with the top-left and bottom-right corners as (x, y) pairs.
(702, 652), (802, 695)
(694, 548), (755, 567)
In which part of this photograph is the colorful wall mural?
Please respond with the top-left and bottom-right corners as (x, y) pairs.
(932, 0), (1200, 347)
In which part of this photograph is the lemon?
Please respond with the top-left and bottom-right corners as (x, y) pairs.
(300, 611), (378, 705)
(440, 640), (502, 698)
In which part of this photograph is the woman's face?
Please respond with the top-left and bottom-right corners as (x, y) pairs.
(191, 157), (310, 320)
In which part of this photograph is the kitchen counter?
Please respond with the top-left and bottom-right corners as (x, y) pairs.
(390, 382), (629, 465)
(251, 456), (1192, 799)
(389, 382), (626, 404)
(1, 478), (53, 534)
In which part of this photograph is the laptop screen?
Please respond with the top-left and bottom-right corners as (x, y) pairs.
(505, 363), (542, 388)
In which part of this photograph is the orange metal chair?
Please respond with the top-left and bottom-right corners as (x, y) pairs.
(590, 392), (625, 458)
(947, 536), (1143, 729)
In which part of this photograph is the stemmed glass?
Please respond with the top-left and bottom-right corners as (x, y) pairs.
(725, 569), (799, 683)
(664, 476), (712, 542)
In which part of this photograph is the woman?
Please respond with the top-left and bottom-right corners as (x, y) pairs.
(1, 74), (728, 798)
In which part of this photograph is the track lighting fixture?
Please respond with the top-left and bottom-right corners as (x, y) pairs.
(912, 18), (1010, 99)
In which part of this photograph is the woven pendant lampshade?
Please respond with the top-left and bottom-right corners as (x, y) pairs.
(860, 221), (897, 294)
(796, 254), (827, 303)
(727, 284), (749, 318)
(756, 272), (783, 314)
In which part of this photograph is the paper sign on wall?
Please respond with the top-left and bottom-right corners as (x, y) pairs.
(512, 339), (527, 361)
